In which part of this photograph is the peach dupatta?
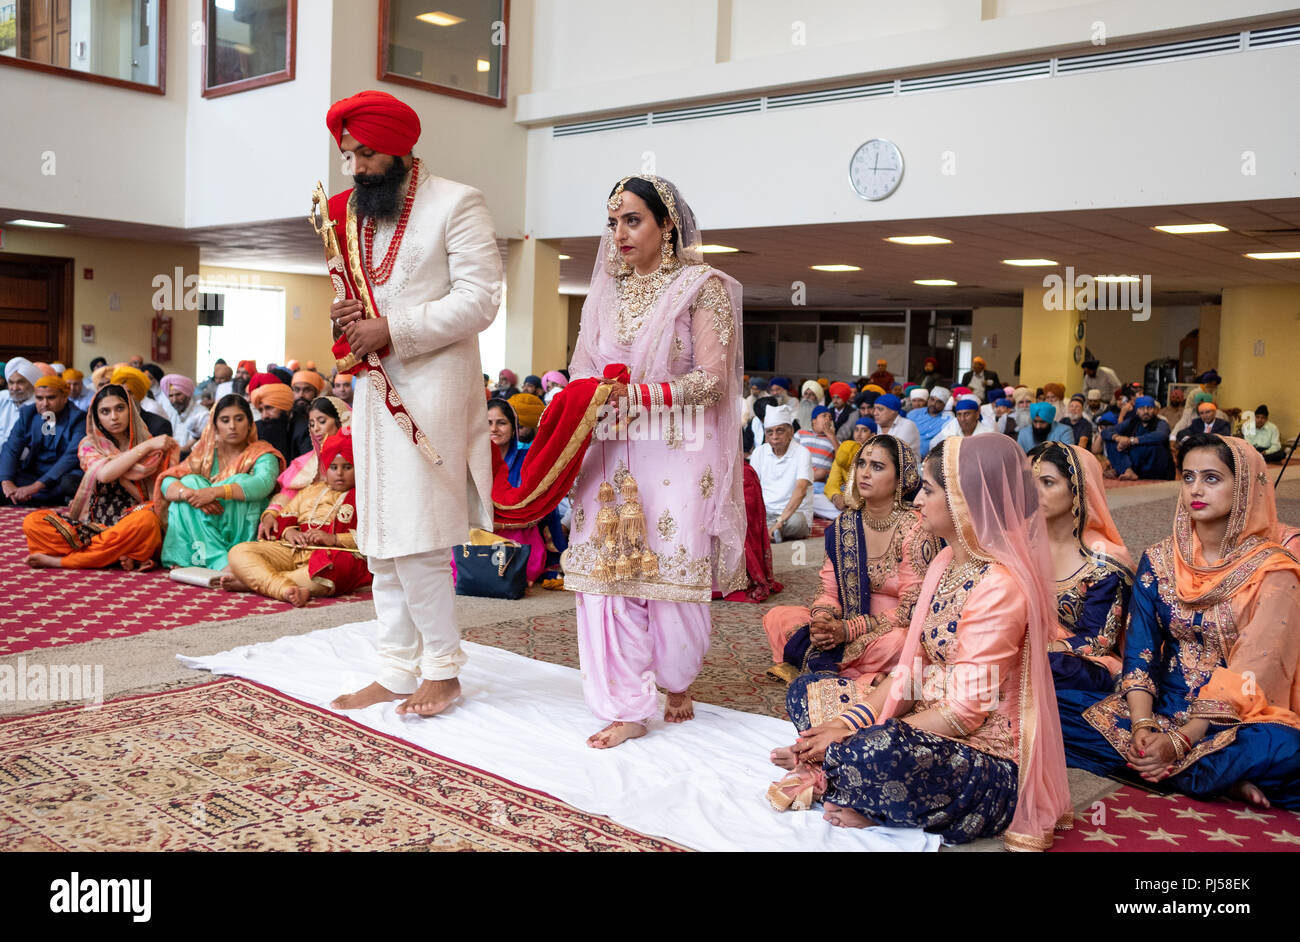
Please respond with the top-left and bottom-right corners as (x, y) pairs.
(1176, 438), (1300, 730)
(878, 435), (1072, 851)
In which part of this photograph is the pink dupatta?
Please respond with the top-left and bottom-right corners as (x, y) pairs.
(878, 434), (1073, 851)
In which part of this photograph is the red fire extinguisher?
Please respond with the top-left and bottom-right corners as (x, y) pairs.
(151, 312), (172, 362)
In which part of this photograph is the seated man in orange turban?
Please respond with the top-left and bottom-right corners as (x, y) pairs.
(0, 375), (86, 506)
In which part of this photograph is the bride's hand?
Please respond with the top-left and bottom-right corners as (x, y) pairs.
(606, 381), (628, 408)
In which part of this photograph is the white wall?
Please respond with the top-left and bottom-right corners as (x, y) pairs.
(520, 0), (1296, 121)
(184, 0), (335, 226)
(524, 44), (1300, 239)
(0, 3), (189, 225)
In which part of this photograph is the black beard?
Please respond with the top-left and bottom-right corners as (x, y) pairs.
(353, 158), (410, 221)
(292, 398), (312, 418)
(1031, 425), (1050, 443)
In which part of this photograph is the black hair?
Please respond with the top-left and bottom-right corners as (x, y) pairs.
(213, 393), (254, 426)
(143, 363), (164, 383)
(1255, 404), (1269, 417)
(1177, 432), (1234, 473)
(89, 356), (108, 372)
(752, 395), (777, 423)
(1026, 441), (1072, 477)
(1081, 359), (1099, 371)
(741, 425), (755, 454)
(309, 396), (341, 424)
(609, 178), (680, 254)
(89, 384), (133, 440)
(924, 437), (948, 490)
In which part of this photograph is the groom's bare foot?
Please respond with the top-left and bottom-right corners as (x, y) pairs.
(281, 586), (311, 607)
(396, 677), (461, 717)
(770, 745), (798, 770)
(824, 802), (877, 829)
(219, 573), (249, 592)
(586, 721), (647, 749)
(1229, 779), (1271, 809)
(665, 690), (694, 723)
(26, 553), (61, 569)
(330, 681), (404, 711)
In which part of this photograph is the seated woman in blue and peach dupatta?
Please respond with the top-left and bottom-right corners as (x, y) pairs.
(762, 434), (938, 685)
(1059, 434), (1300, 809)
(767, 435), (1073, 850)
(485, 397), (566, 586)
(1028, 441), (1134, 693)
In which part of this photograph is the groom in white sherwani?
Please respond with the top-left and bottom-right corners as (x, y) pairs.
(324, 91), (502, 717)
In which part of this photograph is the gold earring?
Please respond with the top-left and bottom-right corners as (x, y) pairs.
(661, 229), (673, 265)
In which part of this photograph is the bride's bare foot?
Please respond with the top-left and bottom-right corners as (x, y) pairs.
(586, 721), (647, 749)
(281, 586), (311, 607)
(120, 557), (156, 572)
(330, 681), (405, 711)
(770, 745), (798, 770)
(219, 573), (249, 592)
(824, 802), (878, 829)
(1229, 780), (1271, 809)
(396, 677), (461, 717)
(26, 553), (61, 569)
(665, 690), (694, 723)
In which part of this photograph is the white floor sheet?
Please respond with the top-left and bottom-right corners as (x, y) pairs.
(180, 620), (939, 853)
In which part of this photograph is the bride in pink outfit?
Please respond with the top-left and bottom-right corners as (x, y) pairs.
(562, 175), (746, 749)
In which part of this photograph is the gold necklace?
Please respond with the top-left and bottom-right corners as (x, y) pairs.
(863, 506), (902, 532)
(615, 259), (681, 344)
(937, 558), (984, 595)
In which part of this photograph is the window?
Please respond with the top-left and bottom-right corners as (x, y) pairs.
(378, 0), (507, 107)
(203, 0), (295, 98)
(195, 282), (285, 380)
(0, 0), (164, 94)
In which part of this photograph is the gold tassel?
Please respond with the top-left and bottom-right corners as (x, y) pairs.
(618, 498), (645, 547)
(595, 480), (618, 550)
(592, 554), (614, 583)
(614, 553), (633, 581)
(639, 548), (659, 579)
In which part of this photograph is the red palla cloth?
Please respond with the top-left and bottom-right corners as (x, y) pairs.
(715, 461), (784, 603)
(489, 365), (623, 529)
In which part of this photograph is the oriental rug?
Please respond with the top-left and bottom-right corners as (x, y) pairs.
(0, 678), (686, 852)
(1049, 786), (1300, 852)
(0, 506), (366, 655)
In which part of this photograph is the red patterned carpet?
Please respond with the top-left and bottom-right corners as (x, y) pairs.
(0, 679), (686, 851)
(1050, 786), (1300, 852)
(0, 507), (365, 655)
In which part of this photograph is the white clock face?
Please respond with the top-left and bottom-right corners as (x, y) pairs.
(849, 138), (904, 201)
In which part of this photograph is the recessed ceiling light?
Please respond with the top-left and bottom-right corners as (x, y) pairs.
(6, 219), (66, 228)
(811, 264), (861, 272)
(1002, 258), (1058, 266)
(1152, 223), (1228, 234)
(1245, 251), (1300, 260)
(913, 279), (957, 286)
(557, 254), (570, 260)
(885, 235), (951, 245)
(1095, 275), (1140, 283)
(476, 59), (492, 72)
(697, 244), (739, 254)
(416, 11), (465, 26)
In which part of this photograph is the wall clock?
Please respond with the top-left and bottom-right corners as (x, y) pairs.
(849, 138), (904, 201)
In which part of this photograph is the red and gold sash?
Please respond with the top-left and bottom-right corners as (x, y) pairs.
(318, 186), (442, 468)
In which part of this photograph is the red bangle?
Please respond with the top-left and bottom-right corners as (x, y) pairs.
(660, 382), (672, 407)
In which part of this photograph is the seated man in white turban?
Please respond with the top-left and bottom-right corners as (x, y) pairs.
(0, 357), (43, 447)
(749, 404), (814, 542)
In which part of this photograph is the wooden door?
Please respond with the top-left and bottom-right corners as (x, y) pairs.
(20, 0), (69, 66)
(0, 255), (74, 366)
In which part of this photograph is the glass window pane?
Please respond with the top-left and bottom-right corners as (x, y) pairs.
(0, 0), (161, 88)
(384, 0), (504, 101)
(207, 0), (291, 89)
(743, 324), (777, 374)
(777, 324), (818, 376)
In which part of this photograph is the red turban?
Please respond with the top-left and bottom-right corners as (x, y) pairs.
(247, 372), (283, 394)
(320, 429), (354, 470)
(829, 382), (853, 401)
(326, 90), (421, 156)
(237, 359), (257, 375)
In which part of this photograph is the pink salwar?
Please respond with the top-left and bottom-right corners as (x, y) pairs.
(575, 592), (711, 723)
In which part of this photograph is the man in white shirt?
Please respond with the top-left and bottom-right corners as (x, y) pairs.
(159, 373), (210, 452)
(1081, 359), (1122, 403)
(930, 397), (993, 449)
(872, 393), (921, 461)
(750, 404), (813, 542)
(0, 358), (42, 447)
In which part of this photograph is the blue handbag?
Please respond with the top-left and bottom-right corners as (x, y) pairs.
(454, 536), (532, 600)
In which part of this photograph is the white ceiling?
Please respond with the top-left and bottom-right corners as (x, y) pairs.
(4, 197), (1299, 309)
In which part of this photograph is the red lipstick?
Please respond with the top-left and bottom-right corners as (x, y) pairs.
(1190, 501), (1207, 510)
